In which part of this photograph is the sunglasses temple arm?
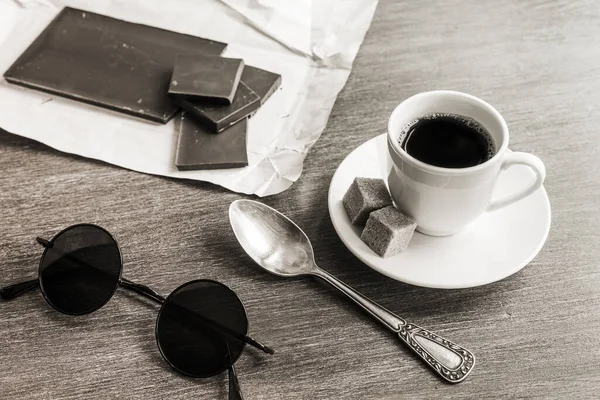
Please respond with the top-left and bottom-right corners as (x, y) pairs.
(240, 334), (274, 355)
(119, 278), (165, 304)
(228, 355), (244, 400)
(185, 307), (275, 355)
(124, 278), (276, 355)
(120, 278), (274, 355)
(0, 279), (39, 300)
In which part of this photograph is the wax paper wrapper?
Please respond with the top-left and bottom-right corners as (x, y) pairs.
(0, 0), (378, 196)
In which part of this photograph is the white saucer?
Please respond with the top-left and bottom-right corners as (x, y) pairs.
(328, 134), (551, 289)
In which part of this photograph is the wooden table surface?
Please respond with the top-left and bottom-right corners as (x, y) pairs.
(1, 0), (599, 398)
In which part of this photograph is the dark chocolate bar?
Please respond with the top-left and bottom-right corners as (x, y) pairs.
(3, 7), (227, 124)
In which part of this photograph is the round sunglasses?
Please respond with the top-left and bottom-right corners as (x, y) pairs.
(0, 224), (273, 399)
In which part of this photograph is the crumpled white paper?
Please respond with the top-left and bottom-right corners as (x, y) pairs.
(0, 0), (378, 196)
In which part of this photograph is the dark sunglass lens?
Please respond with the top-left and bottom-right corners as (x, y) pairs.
(39, 225), (122, 315)
(156, 280), (248, 378)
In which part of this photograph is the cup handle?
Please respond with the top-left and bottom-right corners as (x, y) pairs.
(487, 152), (546, 212)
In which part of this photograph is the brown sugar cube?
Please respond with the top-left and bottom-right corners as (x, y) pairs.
(342, 177), (393, 225)
(361, 206), (417, 257)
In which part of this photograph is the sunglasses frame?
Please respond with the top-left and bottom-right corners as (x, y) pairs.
(1, 223), (273, 399)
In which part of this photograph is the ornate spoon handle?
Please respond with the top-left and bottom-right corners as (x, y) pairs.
(396, 322), (475, 383)
(312, 267), (475, 383)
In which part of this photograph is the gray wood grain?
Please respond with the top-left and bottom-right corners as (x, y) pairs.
(1, 0), (599, 398)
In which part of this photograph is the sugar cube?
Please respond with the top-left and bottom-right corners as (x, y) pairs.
(342, 178), (393, 225)
(361, 206), (417, 257)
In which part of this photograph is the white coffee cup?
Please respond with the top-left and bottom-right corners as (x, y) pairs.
(386, 90), (546, 236)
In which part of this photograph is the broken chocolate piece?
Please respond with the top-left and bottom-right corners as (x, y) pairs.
(175, 113), (248, 170)
(241, 66), (282, 105)
(173, 82), (260, 133)
(168, 54), (244, 105)
(3, 7), (227, 124)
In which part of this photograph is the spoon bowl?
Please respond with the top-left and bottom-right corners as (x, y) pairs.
(229, 200), (317, 277)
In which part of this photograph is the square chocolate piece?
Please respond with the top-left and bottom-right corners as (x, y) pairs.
(241, 65), (282, 105)
(173, 81), (260, 133)
(168, 54), (244, 105)
(175, 113), (248, 171)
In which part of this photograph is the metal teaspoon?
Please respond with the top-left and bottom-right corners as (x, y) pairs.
(228, 199), (475, 383)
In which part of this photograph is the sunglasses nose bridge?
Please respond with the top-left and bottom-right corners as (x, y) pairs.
(119, 278), (165, 304)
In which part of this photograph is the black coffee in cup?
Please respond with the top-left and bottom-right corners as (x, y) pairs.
(398, 113), (495, 168)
